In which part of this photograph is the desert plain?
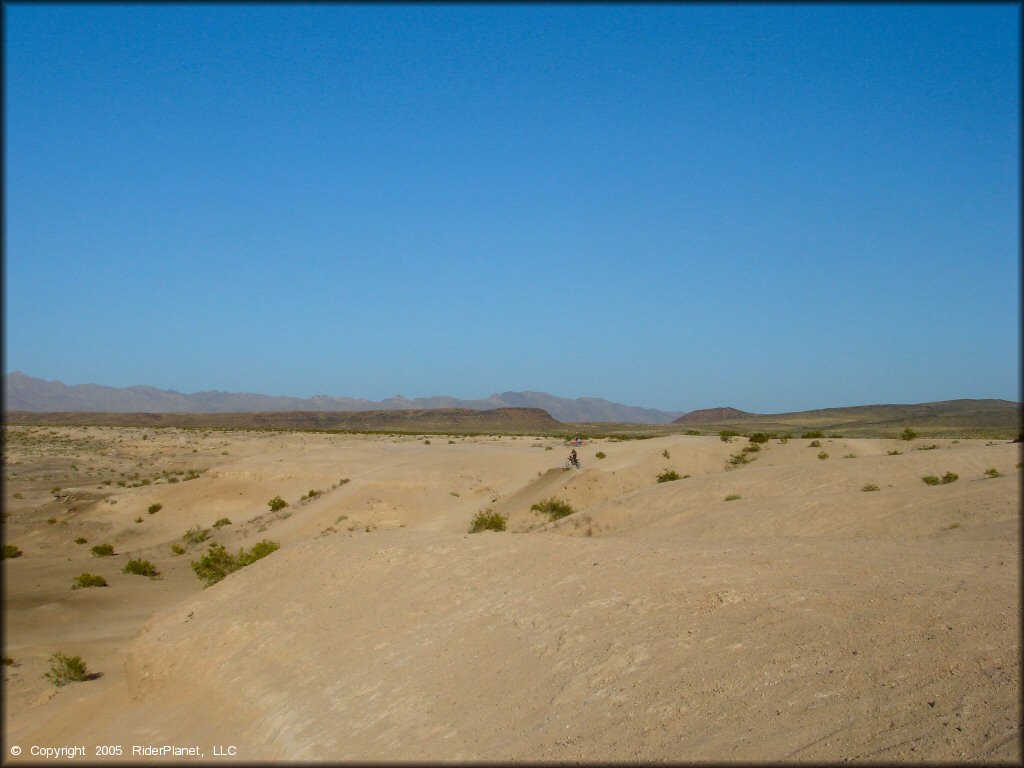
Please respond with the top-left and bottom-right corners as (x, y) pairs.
(2, 423), (1020, 762)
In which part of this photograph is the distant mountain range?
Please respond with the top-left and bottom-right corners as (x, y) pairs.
(2, 373), (685, 424)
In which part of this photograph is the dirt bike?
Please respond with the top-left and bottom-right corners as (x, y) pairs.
(563, 456), (581, 471)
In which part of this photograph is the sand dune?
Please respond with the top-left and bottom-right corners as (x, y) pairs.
(3, 427), (1019, 761)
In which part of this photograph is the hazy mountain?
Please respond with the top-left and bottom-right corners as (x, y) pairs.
(2, 373), (684, 424)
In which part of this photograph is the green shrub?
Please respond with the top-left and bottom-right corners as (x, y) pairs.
(901, 428), (918, 441)
(170, 543), (185, 555)
(530, 497), (574, 521)
(887, 450), (902, 456)
(657, 470), (681, 482)
(122, 559), (159, 578)
(47, 517), (57, 525)
(74, 537), (87, 545)
(862, 484), (880, 492)
(916, 444), (938, 451)
(922, 475), (941, 486)
(72, 573), (107, 589)
(748, 433), (769, 444)
(843, 453), (856, 459)
(212, 517), (232, 528)
(43, 652), (89, 686)
(817, 452), (829, 460)
(191, 540), (279, 587)
(267, 495), (288, 512)
(4, 544), (23, 559)
(469, 510), (507, 533)
(802, 431), (825, 439)
(724, 494), (741, 501)
(148, 503), (162, 514)
(135, 516), (144, 523)
(742, 444), (761, 453)
(941, 472), (959, 484)
(808, 440), (822, 448)
(595, 451), (606, 459)
(183, 526), (210, 545)
(984, 468), (1002, 478)
(90, 544), (115, 557)
(685, 429), (700, 435)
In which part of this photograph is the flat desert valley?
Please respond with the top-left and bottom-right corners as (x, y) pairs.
(2, 424), (1020, 762)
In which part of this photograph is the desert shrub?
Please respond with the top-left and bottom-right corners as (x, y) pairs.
(802, 431), (825, 439)
(43, 652), (89, 686)
(135, 516), (143, 523)
(817, 452), (829, 460)
(3, 544), (23, 559)
(808, 440), (822, 448)
(916, 444), (938, 451)
(922, 475), (941, 486)
(657, 470), (681, 482)
(843, 453), (856, 459)
(595, 451), (607, 459)
(74, 537), (87, 545)
(148, 503), (162, 514)
(191, 540), (279, 587)
(685, 429), (700, 435)
(728, 453), (750, 466)
(719, 431), (737, 443)
(862, 484), (880, 492)
(724, 494), (741, 501)
(662, 449), (671, 459)
(901, 428), (918, 441)
(742, 444), (761, 453)
(984, 468), (1002, 478)
(941, 472), (959, 484)
(530, 497), (574, 521)
(748, 433), (769, 444)
(90, 544), (115, 557)
(267, 495), (288, 512)
(183, 526), (210, 545)
(47, 517), (57, 525)
(122, 559), (159, 578)
(212, 517), (232, 528)
(72, 573), (107, 589)
(887, 450), (903, 456)
(469, 510), (507, 533)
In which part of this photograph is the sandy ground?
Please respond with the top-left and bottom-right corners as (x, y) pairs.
(2, 426), (1020, 762)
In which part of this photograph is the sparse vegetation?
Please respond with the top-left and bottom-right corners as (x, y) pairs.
(802, 431), (825, 439)
(984, 468), (1002, 478)
(530, 497), (574, 521)
(657, 469), (681, 482)
(469, 509), (507, 533)
(267, 495), (288, 512)
(887, 450), (903, 456)
(941, 471), (959, 484)
(74, 537), (87, 545)
(720, 430), (738, 442)
(4, 544), (23, 559)
(72, 573), (107, 589)
(191, 540), (279, 587)
(843, 453), (856, 458)
(212, 517), (232, 528)
(817, 452), (829, 460)
(862, 484), (880, 492)
(809, 440), (822, 448)
(922, 475), (941, 486)
(595, 451), (606, 459)
(148, 503), (162, 514)
(662, 449), (671, 459)
(122, 559), (159, 578)
(43, 652), (89, 686)
(916, 444), (939, 451)
(183, 526), (211, 545)
(901, 428), (918, 441)
(170, 543), (185, 555)
(90, 544), (115, 557)
(725, 494), (741, 501)
(748, 433), (769, 444)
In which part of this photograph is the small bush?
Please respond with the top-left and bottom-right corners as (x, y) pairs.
(916, 444), (938, 451)
(984, 468), (1002, 478)
(148, 503), (162, 514)
(267, 495), (288, 512)
(657, 470), (681, 482)
(212, 517), (232, 528)
(90, 544), (115, 557)
(941, 472), (959, 484)
(47, 517), (57, 525)
(802, 431), (824, 439)
(843, 453), (856, 459)
(469, 510), (507, 533)
(595, 451), (606, 459)
(170, 543), (185, 555)
(662, 449), (671, 459)
(817, 452), (829, 460)
(183, 526), (210, 545)
(74, 537), (87, 545)
(808, 440), (822, 448)
(862, 484), (880, 492)
(724, 494), (741, 501)
(922, 475), (941, 486)
(685, 429), (700, 435)
(122, 559), (159, 578)
(901, 428), (918, 441)
(748, 433), (769, 444)
(4, 544), (23, 559)
(72, 573), (107, 589)
(192, 540), (279, 586)
(135, 516), (144, 523)
(887, 450), (902, 456)
(43, 652), (89, 686)
(530, 497), (574, 521)
(742, 444), (761, 453)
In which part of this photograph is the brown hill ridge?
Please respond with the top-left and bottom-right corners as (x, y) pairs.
(673, 407), (754, 424)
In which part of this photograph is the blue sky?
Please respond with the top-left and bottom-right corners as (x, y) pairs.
(4, 4), (1019, 413)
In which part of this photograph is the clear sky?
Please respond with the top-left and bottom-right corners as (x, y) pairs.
(4, 3), (1019, 413)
